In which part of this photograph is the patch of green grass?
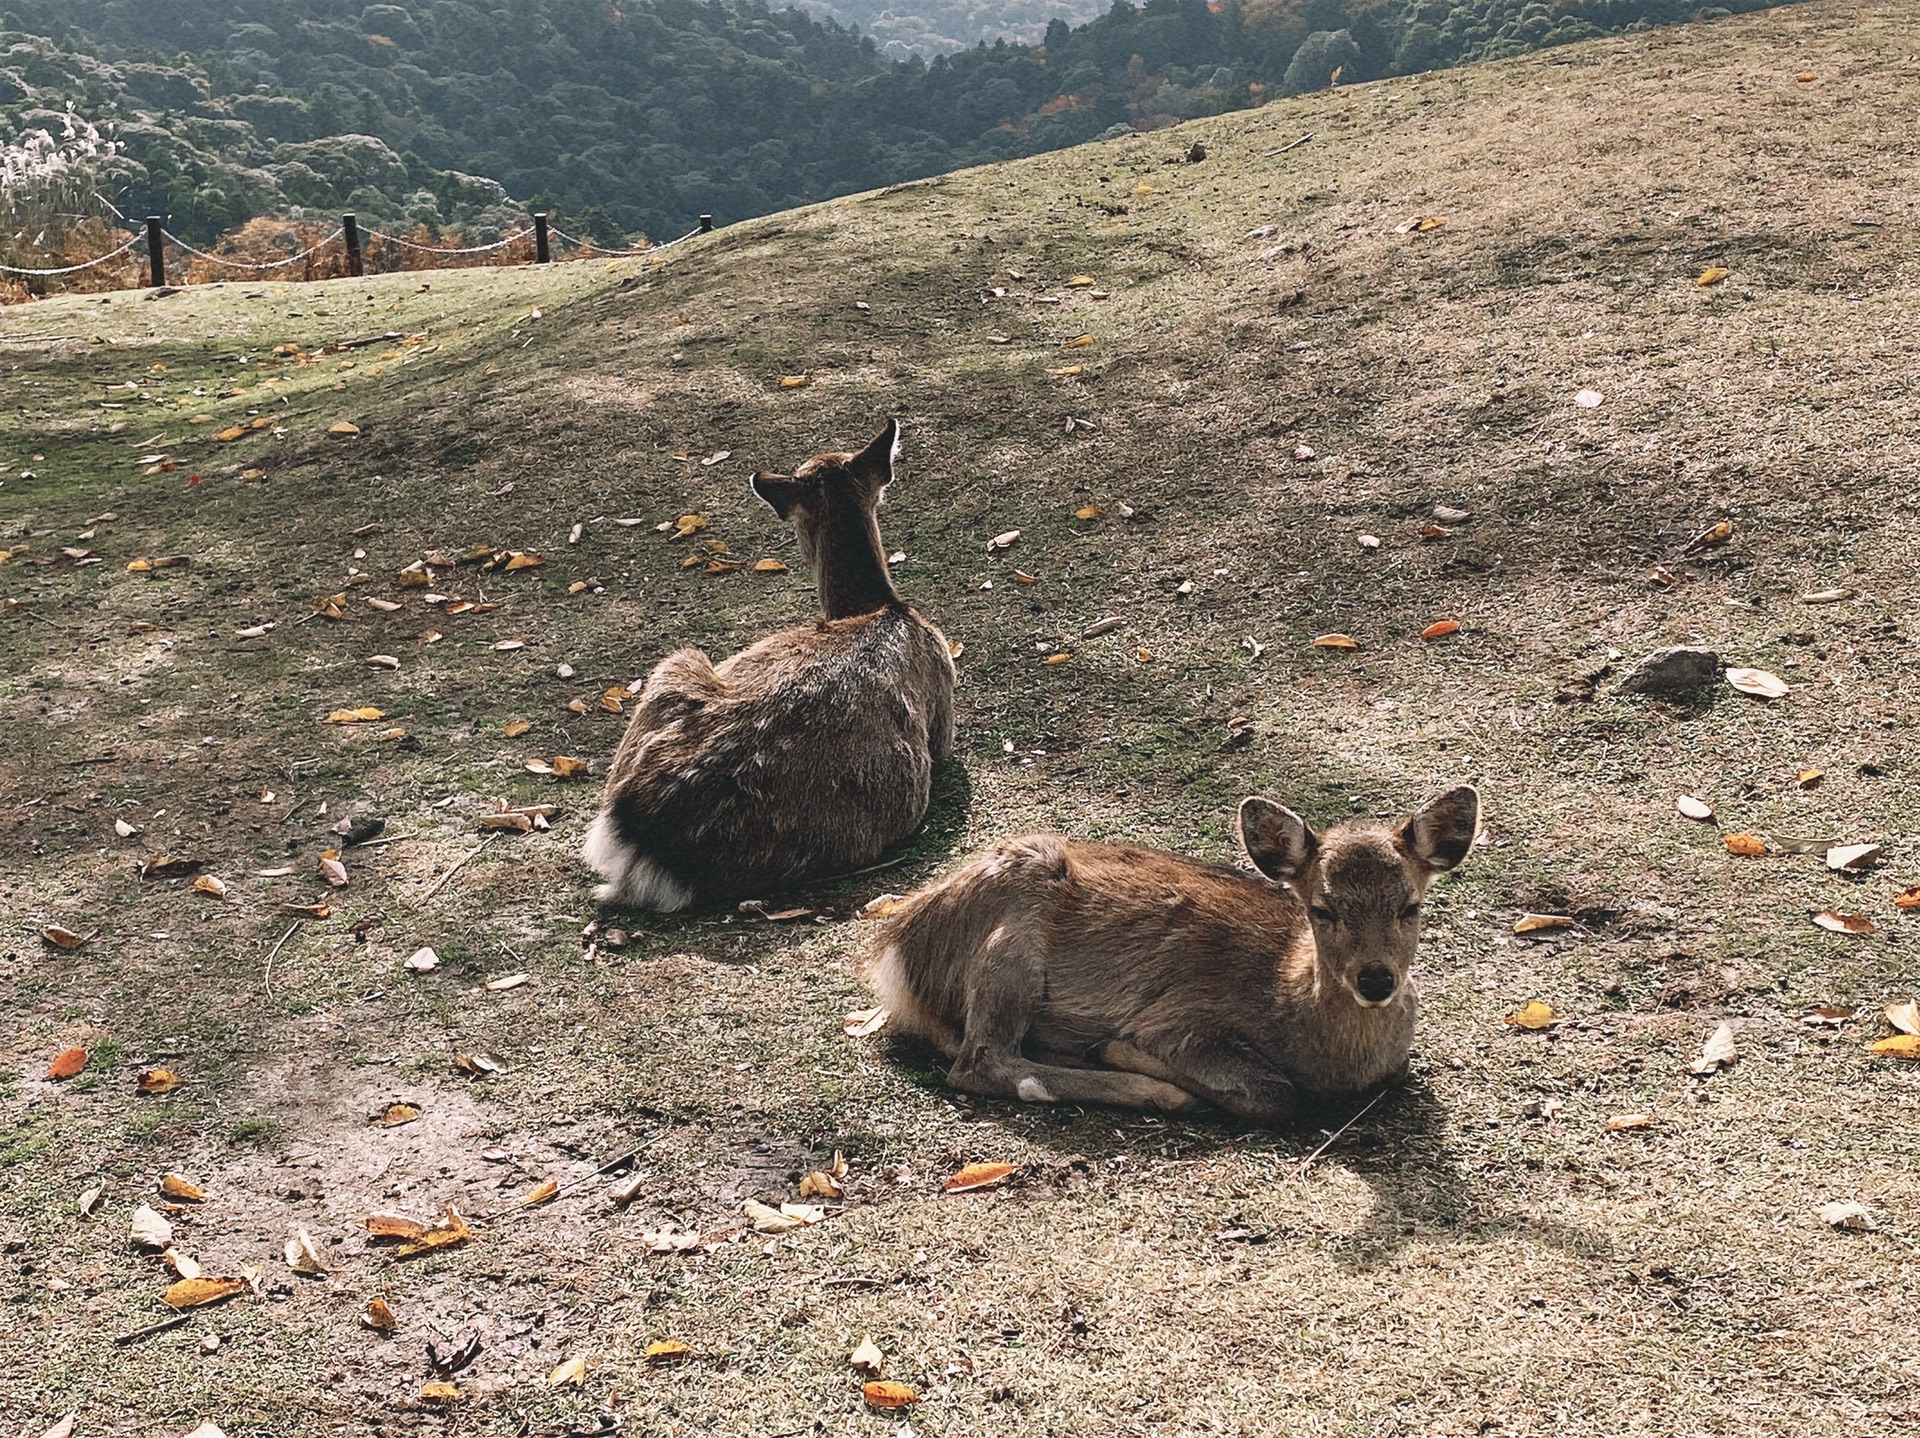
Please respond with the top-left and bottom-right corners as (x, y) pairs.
(225, 1114), (288, 1147)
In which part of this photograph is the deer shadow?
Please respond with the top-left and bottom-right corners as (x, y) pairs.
(880, 1038), (1609, 1272)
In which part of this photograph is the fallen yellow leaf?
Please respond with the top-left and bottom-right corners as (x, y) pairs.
(163, 1276), (245, 1309)
(1504, 1001), (1556, 1030)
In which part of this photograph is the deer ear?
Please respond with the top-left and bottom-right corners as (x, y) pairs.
(1400, 786), (1480, 873)
(850, 418), (900, 489)
(1239, 797), (1317, 882)
(750, 472), (806, 520)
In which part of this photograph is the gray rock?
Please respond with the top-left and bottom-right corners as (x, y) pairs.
(1616, 645), (1720, 695)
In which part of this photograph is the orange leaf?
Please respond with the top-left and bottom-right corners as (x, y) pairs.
(1894, 887), (1920, 911)
(944, 1161), (1016, 1193)
(645, 1338), (692, 1363)
(136, 1067), (181, 1094)
(754, 559), (790, 573)
(395, 1208), (471, 1257)
(364, 1297), (398, 1333)
(1310, 634), (1358, 650)
(552, 755), (589, 779)
(1513, 914), (1573, 934)
(47, 1047), (87, 1080)
(1723, 834), (1768, 857)
(523, 1177), (559, 1206)
(363, 1212), (429, 1240)
(160, 1173), (206, 1201)
(863, 1381), (919, 1408)
(379, 1103), (421, 1126)
(41, 924), (88, 950)
(162, 1276), (246, 1309)
(1419, 620), (1459, 640)
(1695, 266), (1731, 286)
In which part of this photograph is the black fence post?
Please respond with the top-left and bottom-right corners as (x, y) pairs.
(343, 214), (364, 277)
(699, 214), (714, 233)
(145, 216), (166, 287)
(533, 213), (551, 263)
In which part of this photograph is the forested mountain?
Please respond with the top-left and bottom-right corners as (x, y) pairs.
(1, 0), (1803, 248)
(790, 0), (1106, 60)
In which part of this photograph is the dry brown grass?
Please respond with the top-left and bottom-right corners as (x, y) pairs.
(3, 3), (1919, 1433)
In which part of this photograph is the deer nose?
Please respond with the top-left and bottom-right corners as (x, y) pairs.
(1356, 967), (1396, 1003)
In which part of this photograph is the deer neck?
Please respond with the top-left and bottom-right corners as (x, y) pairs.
(810, 499), (900, 620)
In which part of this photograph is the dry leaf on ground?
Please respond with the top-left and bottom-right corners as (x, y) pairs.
(1690, 1023), (1738, 1074)
(843, 1006), (889, 1036)
(364, 1213), (429, 1241)
(364, 1297), (398, 1333)
(547, 1355), (589, 1387)
(159, 1174), (206, 1201)
(1870, 1035), (1920, 1059)
(130, 1203), (173, 1248)
(523, 1178), (559, 1206)
(1726, 667), (1789, 699)
(395, 1209), (472, 1257)
(1605, 1113), (1657, 1132)
(944, 1161), (1017, 1193)
(284, 1229), (327, 1275)
(1825, 843), (1882, 873)
(1513, 914), (1573, 934)
(1724, 834), (1768, 857)
(47, 1047), (88, 1080)
(1813, 911), (1874, 935)
(863, 1381), (918, 1408)
(41, 925), (88, 949)
(1504, 1001), (1556, 1030)
(1817, 1200), (1874, 1230)
(799, 1170), (843, 1200)
(645, 1339), (692, 1363)
(1885, 1000), (1920, 1036)
(163, 1276), (246, 1309)
(1419, 619), (1459, 639)
(743, 1198), (812, 1233)
(850, 1336), (885, 1374)
(379, 1103), (421, 1126)
(1677, 795), (1714, 821)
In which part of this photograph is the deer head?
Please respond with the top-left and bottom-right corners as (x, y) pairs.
(747, 421), (901, 620)
(1238, 787), (1480, 1008)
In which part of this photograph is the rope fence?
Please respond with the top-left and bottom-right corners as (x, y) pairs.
(0, 209), (716, 296)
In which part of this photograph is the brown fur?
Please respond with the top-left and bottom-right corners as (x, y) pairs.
(863, 788), (1479, 1123)
(583, 420), (955, 910)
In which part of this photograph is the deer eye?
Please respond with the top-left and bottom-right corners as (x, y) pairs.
(1400, 902), (1422, 923)
(1309, 903), (1337, 925)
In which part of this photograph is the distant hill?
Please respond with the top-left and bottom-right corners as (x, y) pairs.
(789, 0), (1107, 59)
(1, 0), (1807, 247)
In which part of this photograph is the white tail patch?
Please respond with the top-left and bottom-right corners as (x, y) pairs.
(582, 813), (695, 912)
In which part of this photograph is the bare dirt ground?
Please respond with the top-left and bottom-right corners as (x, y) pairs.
(4, 3), (1919, 1433)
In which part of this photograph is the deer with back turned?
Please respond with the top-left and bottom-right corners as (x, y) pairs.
(863, 787), (1479, 1121)
(583, 420), (955, 910)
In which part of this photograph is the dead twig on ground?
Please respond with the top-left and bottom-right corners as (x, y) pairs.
(113, 1313), (191, 1346)
(263, 920), (300, 999)
(1296, 1090), (1387, 1176)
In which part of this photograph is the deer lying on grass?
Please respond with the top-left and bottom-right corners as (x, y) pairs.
(864, 787), (1479, 1122)
(583, 420), (955, 910)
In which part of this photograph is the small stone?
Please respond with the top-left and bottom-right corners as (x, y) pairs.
(1616, 646), (1719, 695)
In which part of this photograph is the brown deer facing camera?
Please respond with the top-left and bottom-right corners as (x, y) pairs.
(583, 420), (955, 910)
(864, 787), (1479, 1122)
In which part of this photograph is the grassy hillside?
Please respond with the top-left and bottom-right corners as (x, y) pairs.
(4, 2), (1919, 1433)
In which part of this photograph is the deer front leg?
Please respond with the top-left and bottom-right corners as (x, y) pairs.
(1104, 1036), (1297, 1126)
(946, 925), (1199, 1114)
